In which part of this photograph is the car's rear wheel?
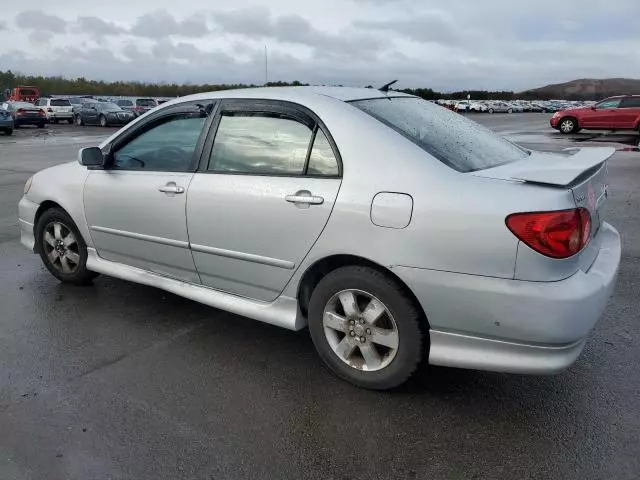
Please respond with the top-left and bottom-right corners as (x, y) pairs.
(308, 266), (426, 390)
(559, 117), (578, 134)
(508, 108), (513, 114)
(35, 208), (98, 285)
(488, 108), (494, 114)
(99, 115), (107, 127)
(37, 123), (45, 129)
(52, 118), (58, 124)
(75, 115), (83, 126)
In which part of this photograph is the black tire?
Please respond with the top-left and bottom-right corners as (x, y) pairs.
(75, 115), (83, 126)
(35, 207), (99, 285)
(308, 266), (427, 390)
(52, 118), (58, 124)
(37, 123), (45, 128)
(558, 117), (578, 134)
(507, 108), (513, 114)
(488, 108), (494, 114)
(5, 129), (12, 136)
(99, 115), (107, 127)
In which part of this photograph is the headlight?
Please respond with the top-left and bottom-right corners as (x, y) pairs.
(24, 176), (33, 195)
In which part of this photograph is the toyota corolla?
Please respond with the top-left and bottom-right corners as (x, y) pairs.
(18, 87), (621, 389)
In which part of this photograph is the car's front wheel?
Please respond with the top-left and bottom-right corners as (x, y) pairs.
(308, 266), (426, 390)
(75, 115), (83, 126)
(35, 208), (98, 285)
(559, 117), (578, 134)
(99, 115), (107, 127)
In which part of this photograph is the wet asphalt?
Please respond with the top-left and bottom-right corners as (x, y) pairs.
(0, 115), (639, 480)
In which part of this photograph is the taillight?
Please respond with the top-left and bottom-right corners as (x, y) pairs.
(38, 109), (45, 116)
(16, 108), (25, 115)
(47, 108), (53, 112)
(506, 208), (591, 259)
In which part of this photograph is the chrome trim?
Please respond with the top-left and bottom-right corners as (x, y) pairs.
(190, 243), (295, 270)
(85, 248), (303, 330)
(90, 225), (189, 249)
(428, 330), (586, 374)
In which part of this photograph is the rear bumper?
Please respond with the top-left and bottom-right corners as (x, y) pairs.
(394, 222), (621, 374)
(48, 112), (73, 119)
(15, 118), (45, 126)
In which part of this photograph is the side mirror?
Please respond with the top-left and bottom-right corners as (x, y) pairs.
(78, 147), (105, 167)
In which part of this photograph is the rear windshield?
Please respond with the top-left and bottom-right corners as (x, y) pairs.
(352, 97), (529, 172)
(13, 102), (35, 108)
(117, 100), (133, 106)
(136, 99), (156, 107)
(50, 99), (71, 106)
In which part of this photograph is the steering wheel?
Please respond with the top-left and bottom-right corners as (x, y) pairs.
(115, 154), (145, 168)
(154, 146), (187, 168)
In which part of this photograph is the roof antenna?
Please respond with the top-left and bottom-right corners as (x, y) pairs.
(378, 80), (398, 93)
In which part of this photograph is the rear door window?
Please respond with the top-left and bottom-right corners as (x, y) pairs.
(620, 97), (640, 108)
(351, 97), (529, 172)
(209, 113), (313, 175)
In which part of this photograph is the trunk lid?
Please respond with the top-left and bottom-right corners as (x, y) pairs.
(473, 146), (614, 237)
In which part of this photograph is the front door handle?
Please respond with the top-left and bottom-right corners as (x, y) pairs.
(158, 182), (185, 194)
(285, 190), (324, 205)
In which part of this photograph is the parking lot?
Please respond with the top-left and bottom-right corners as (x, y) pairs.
(1, 114), (639, 479)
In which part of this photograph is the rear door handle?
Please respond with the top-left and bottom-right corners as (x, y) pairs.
(158, 182), (185, 194)
(286, 191), (324, 205)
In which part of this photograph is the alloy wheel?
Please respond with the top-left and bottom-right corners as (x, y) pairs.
(322, 289), (399, 372)
(42, 221), (80, 274)
(560, 119), (575, 133)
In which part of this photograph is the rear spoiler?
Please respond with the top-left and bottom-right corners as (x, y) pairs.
(473, 147), (615, 187)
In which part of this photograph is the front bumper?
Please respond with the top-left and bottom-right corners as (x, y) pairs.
(18, 196), (39, 252)
(394, 222), (621, 374)
(550, 116), (560, 128)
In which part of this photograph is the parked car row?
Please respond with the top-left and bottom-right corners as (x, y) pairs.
(438, 99), (594, 114)
(0, 96), (164, 133)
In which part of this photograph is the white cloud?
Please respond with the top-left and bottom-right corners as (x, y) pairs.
(0, 0), (639, 91)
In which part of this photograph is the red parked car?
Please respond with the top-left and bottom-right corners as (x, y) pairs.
(550, 95), (640, 134)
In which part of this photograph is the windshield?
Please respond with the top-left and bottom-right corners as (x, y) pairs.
(136, 99), (156, 107)
(98, 102), (121, 111)
(351, 97), (529, 172)
(50, 99), (71, 107)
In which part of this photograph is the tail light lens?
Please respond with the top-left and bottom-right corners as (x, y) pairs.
(506, 208), (591, 259)
(47, 108), (53, 112)
(16, 108), (25, 115)
(38, 109), (45, 116)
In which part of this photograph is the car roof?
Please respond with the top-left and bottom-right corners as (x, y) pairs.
(169, 86), (415, 105)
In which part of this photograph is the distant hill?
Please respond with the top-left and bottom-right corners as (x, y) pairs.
(521, 78), (640, 100)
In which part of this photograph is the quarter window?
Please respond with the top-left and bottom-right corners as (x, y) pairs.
(307, 130), (339, 176)
(209, 113), (313, 175)
(112, 113), (206, 171)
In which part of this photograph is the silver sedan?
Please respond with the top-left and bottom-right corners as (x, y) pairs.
(18, 87), (621, 389)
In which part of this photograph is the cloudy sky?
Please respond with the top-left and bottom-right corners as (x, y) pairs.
(0, 0), (639, 91)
